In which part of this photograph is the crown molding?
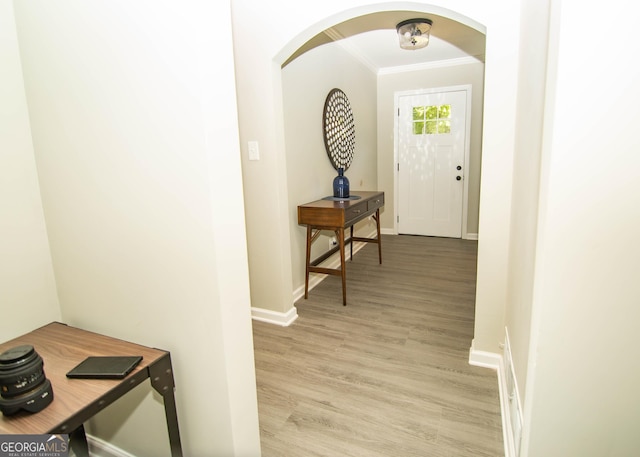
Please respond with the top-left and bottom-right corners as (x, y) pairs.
(378, 55), (484, 75)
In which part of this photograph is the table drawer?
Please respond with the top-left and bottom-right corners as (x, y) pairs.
(367, 194), (384, 212)
(344, 201), (368, 225)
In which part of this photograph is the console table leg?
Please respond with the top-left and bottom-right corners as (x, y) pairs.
(350, 226), (354, 260)
(305, 225), (312, 299)
(338, 227), (347, 306)
(375, 209), (382, 264)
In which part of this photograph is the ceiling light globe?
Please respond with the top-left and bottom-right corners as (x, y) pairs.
(396, 18), (433, 50)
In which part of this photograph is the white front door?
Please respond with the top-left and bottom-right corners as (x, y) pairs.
(397, 88), (469, 238)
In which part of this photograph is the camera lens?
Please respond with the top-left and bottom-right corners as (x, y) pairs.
(0, 345), (54, 415)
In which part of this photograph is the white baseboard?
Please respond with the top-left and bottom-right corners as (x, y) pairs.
(468, 344), (501, 369)
(501, 329), (523, 457)
(86, 435), (135, 457)
(382, 229), (477, 240)
(251, 306), (298, 326)
(468, 336), (521, 457)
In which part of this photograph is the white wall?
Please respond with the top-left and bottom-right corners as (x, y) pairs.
(282, 41), (378, 297)
(500, 1), (549, 451)
(377, 61), (485, 237)
(11, 1), (260, 455)
(520, 0), (640, 454)
(0, 0), (60, 339)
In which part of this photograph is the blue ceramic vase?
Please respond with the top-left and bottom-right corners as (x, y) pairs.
(333, 168), (350, 199)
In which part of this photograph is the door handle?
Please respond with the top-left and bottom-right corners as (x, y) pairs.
(456, 176), (462, 181)
(456, 165), (462, 170)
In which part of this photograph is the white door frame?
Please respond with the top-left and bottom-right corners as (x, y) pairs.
(393, 85), (473, 239)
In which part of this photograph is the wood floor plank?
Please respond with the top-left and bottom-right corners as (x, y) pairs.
(253, 235), (503, 456)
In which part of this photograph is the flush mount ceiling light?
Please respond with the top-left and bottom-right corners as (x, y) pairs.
(396, 18), (433, 50)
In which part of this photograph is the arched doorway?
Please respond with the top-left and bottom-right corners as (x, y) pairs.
(276, 6), (486, 313)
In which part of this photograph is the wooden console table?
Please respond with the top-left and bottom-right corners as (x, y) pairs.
(298, 191), (384, 305)
(0, 322), (182, 457)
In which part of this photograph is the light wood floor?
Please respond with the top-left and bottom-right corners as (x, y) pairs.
(252, 234), (503, 457)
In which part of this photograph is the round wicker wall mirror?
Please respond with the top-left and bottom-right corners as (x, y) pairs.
(322, 88), (355, 171)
